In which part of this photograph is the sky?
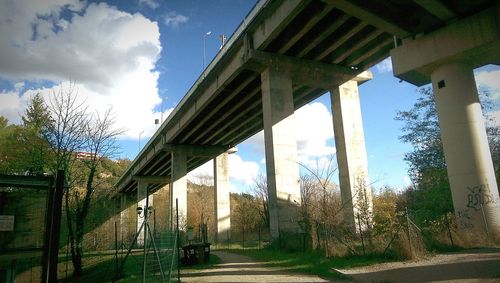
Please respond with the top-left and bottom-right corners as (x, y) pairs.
(0, 0), (499, 193)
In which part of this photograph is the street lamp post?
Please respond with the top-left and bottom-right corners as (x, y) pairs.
(138, 130), (144, 153)
(203, 31), (212, 70)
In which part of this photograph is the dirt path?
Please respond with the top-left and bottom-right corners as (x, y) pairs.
(181, 248), (500, 282)
(337, 248), (500, 283)
(181, 251), (332, 282)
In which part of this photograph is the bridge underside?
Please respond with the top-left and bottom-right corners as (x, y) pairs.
(118, 0), (493, 195)
(115, 0), (499, 243)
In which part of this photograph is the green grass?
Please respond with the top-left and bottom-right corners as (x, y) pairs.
(230, 248), (400, 280)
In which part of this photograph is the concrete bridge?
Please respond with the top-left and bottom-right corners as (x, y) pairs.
(115, 0), (500, 244)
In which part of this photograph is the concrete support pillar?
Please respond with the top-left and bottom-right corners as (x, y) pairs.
(171, 150), (187, 230)
(431, 62), (500, 242)
(331, 79), (373, 230)
(261, 67), (301, 239)
(137, 181), (153, 246)
(214, 152), (231, 244)
(120, 194), (128, 246)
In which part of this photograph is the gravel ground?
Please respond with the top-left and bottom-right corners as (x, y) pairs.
(181, 251), (331, 282)
(337, 248), (500, 283)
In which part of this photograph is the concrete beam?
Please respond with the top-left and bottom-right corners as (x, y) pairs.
(247, 50), (360, 89)
(261, 67), (301, 239)
(298, 14), (350, 58)
(163, 143), (230, 157)
(252, 0), (305, 49)
(315, 21), (368, 61)
(322, 0), (410, 38)
(277, 5), (335, 53)
(413, 0), (456, 22)
(391, 7), (500, 86)
(178, 76), (257, 144)
(132, 176), (170, 184)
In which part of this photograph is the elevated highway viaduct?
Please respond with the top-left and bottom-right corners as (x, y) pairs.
(115, 0), (500, 245)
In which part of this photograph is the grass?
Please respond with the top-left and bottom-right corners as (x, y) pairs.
(230, 248), (401, 280)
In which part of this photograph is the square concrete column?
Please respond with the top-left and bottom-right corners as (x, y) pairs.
(432, 62), (500, 243)
(120, 194), (128, 246)
(331, 79), (373, 230)
(170, 150), (187, 230)
(261, 67), (301, 239)
(137, 181), (153, 246)
(214, 152), (231, 244)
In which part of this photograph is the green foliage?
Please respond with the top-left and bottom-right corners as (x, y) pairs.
(231, 193), (262, 233)
(395, 88), (446, 183)
(395, 87), (500, 249)
(395, 88), (454, 231)
(0, 94), (53, 175)
(0, 115), (52, 175)
(372, 187), (400, 236)
(22, 93), (51, 132)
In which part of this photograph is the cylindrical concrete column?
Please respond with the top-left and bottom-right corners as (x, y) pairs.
(214, 153), (231, 244)
(431, 62), (500, 243)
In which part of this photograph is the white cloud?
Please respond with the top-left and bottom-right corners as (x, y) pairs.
(246, 102), (335, 159)
(228, 154), (260, 185)
(475, 69), (500, 99)
(188, 154), (259, 187)
(139, 0), (160, 9)
(0, 90), (28, 123)
(163, 12), (188, 29)
(374, 57), (393, 73)
(0, 1), (164, 139)
(295, 102), (335, 157)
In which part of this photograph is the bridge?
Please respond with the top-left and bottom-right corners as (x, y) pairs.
(115, 0), (500, 244)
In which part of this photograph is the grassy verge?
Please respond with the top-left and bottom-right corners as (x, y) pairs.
(230, 248), (400, 280)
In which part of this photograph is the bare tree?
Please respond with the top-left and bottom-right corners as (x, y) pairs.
(252, 173), (269, 228)
(43, 85), (124, 277)
(44, 84), (89, 178)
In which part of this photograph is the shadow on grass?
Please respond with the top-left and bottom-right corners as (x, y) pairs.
(229, 248), (401, 281)
(62, 251), (177, 283)
(181, 254), (221, 270)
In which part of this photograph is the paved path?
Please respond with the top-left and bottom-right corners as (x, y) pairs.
(181, 251), (331, 282)
(338, 248), (500, 283)
(181, 248), (500, 282)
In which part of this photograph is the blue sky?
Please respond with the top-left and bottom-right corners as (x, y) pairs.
(0, 0), (498, 193)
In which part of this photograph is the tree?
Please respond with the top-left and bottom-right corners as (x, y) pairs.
(21, 93), (52, 174)
(395, 87), (499, 229)
(0, 116), (8, 129)
(0, 93), (52, 175)
(42, 85), (123, 277)
(232, 193), (261, 247)
(70, 109), (124, 276)
(252, 174), (269, 228)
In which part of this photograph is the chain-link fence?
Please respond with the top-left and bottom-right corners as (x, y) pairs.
(54, 185), (180, 282)
(0, 185), (47, 283)
(0, 172), (64, 283)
